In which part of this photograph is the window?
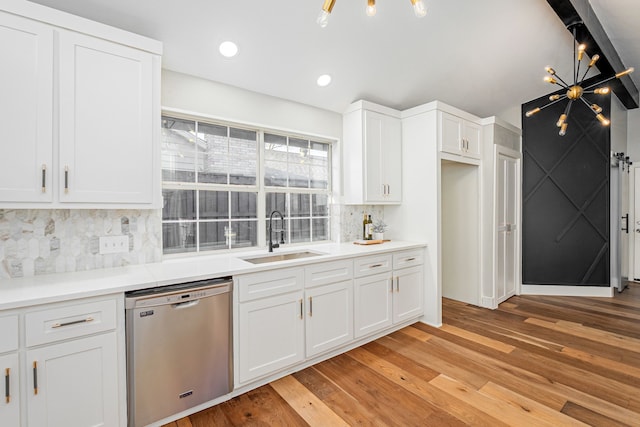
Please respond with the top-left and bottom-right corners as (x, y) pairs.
(161, 115), (332, 255)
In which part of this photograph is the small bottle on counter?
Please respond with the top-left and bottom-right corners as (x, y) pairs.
(362, 213), (368, 240)
(367, 215), (373, 240)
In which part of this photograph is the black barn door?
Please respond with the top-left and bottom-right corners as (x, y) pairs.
(522, 94), (610, 286)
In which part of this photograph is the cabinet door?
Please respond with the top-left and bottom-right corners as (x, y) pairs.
(0, 353), (20, 427)
(364, 110), (401, 203)
(305, 281), (353, 357)
(0, 13), (53, 203)
(440, 112), (463, 155)
(238, 291), (304, 384)
(463, 121), (482, 159)
(393, 266), (424, 323)
(26, 332), (120, 427)
(354, 274), (393, 338)
(58, 30), (155, 204)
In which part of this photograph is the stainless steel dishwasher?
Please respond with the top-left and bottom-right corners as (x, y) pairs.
(125, 277), (233, 427)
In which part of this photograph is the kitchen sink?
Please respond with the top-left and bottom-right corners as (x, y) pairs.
(242, 250), (325, 264)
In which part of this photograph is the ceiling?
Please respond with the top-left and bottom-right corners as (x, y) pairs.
(26, 0), (640, 120)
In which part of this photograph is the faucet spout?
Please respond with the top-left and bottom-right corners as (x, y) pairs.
(268, 210), (285, 252)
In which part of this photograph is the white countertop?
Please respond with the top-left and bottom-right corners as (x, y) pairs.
(0, 241), (426, 310)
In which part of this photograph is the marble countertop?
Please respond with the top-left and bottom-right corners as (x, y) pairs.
(0, 240), (426, 310)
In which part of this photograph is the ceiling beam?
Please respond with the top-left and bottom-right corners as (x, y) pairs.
(546, 0), (639, 109)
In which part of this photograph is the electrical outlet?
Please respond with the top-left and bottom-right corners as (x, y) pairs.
(99, 235), (130, 254)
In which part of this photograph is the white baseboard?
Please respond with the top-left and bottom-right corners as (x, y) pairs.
(520, 284), (614, 297)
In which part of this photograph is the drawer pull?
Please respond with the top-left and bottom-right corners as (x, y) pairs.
(396, 277), (400, 292)
(405, 257), (416, 262)
(41, 164), (46, 193)
(309, 297), (313, 317)
(33, 361), (38, 395)
(299, 299), (303, 319)
(52, 317), (94, 329)
(369, 263), (383, 268)
(5, 368), (9, 403)
(64, 166), (69, 193)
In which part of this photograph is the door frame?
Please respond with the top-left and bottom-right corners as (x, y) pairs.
(629, 164), (640, 282)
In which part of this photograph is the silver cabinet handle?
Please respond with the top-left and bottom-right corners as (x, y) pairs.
(406, 257), (416, 262)
(41, 164), (46, 193)
(51, 317), (94, 329)
(396, 277), (400, 292)
(370, 263), (383, 268)
(299, 299), (303, 319)
(64, 166), (69, 193)
(390, 278), (394, 292)
(309, 297), (313, 317)
(33, 361), (38, 395)
(5, 368), (9, 403)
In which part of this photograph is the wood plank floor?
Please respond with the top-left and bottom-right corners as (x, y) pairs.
(164, 283), (640, 426)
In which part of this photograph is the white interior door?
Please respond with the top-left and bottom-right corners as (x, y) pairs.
(496, 152), (519, 304)
(632, 167), (640, 281)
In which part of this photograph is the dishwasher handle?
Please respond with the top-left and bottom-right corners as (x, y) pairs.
(172, 299), (200, 310)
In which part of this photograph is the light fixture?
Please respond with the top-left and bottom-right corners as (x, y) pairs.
(525, 23), (634, 136)
(366, 0), (377, 17)
(317, 74), (332, 87)
(219, 41), (238, 58)
(317, 0), (426, 27)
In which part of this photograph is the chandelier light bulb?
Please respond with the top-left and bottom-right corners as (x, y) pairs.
(616, 67), (635, 78)
(578, 43), (586, 61)
(549, 94), (561, 101)
(366, 0), (377, 16)
(596, 114), (610, 126)
(545, 66), (556, 75)
(588, 54), (600, 68)
(410, 0), (427, 18)
(544, 76), (557, 85)
(317, 0), (336, 28)
(591, 104), (603, 114)
(556, 114), (567, 128)
(525, 107), (541, 117)
(559, 122), (568, 136)
(594, 87), (610, 95)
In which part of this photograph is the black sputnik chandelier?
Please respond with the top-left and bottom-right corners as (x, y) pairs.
(526, 23), (634, 136)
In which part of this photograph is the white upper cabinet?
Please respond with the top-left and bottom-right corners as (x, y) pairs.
(58, 30), (155, 204)
(0, 4), (162, 209)
(343, 101), (402, 204)
(0, 13), (53, 203)
(439, 111), (482, 159)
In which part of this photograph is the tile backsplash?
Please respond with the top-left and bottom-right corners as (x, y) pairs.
(0, 204), (383, 279)
(335, 204), (385, 242)
(0, 209), (162, 279)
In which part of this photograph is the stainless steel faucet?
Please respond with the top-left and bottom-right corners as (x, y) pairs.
(268, 210), (285, 252)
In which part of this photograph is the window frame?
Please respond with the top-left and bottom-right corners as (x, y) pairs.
(161, 110), (334, 257)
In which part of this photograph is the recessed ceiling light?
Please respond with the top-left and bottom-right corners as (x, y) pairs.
(219, 41), (238, 58)
(317, 74), (332, 87)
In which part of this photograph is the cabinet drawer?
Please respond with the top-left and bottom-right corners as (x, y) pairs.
(305, 260), (353, 288)
(0, 315), (18, 353)
(237, 267), (304, 302)
(393, 249), (424, 269)
(353, 254), (392, 278)
(25, 298), (117, 347)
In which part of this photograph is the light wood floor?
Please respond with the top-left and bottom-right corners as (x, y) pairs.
(165, 283), (640, 426)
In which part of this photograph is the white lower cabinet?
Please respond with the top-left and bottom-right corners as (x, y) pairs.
(305, 280), (353, 357)
(0, 353), (20, 426)
(354, 250), (424, 338)
(26, 333), (120, 427)
(354, 273), (393, 338)
(0, 295), (124, 427)
(238, 290), (305, 384)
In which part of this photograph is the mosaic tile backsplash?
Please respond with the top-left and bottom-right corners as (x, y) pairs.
(0, 209), (162, 279)
(0, 205), (382, 279)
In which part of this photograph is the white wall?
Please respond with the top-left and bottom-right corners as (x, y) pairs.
(627, 109), (640, 162)
(162, 70), (342, 140)
(611, 95), (628, 154)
